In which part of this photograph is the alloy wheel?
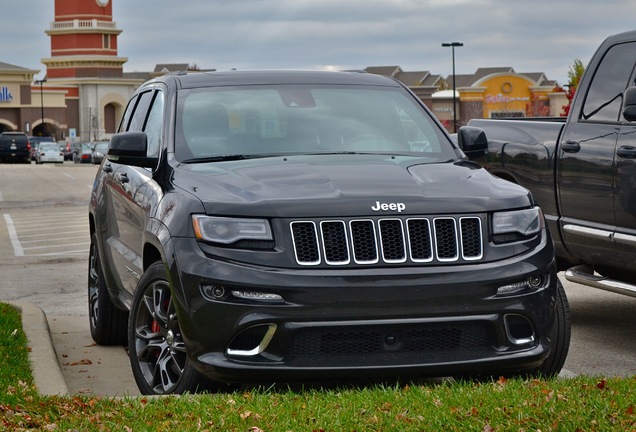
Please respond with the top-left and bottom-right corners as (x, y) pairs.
(132, 280), (187, 394)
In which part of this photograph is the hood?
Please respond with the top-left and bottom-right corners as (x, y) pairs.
(172, 154), (533, 217)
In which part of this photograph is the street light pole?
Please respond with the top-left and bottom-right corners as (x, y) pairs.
(442, 42), (463, 133)
(35, 78), (47, 136)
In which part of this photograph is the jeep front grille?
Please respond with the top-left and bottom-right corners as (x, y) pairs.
(290, 216), (483, 266)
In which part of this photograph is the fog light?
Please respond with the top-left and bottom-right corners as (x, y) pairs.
(497, 275), (545, 295)
(201, 284), (226, 300)
(231, 290), (284, 304)
(528, 275), (543, 288)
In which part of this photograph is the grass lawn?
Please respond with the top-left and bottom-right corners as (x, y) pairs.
(1, 302), (635, 431)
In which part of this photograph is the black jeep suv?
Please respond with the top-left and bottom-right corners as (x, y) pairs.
(88, 70), (570, 395)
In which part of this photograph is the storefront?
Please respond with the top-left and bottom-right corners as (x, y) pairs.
(0, 62), (67, 139)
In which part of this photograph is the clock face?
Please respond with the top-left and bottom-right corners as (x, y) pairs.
(96, 0), (109, 6)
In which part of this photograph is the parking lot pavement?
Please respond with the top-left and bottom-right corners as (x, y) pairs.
(3, 209), (90, 258)
(47, 314), (140, 397)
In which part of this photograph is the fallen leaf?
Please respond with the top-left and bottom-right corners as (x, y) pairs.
(68, 359), (93, 366)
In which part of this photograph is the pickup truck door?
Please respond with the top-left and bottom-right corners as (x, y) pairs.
(615, 66), (636, 265)
(556, 41), (636, 267)
(615, 121), (636, 266)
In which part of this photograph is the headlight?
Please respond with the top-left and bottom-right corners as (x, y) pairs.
(192, 215), (273, 244)
(492, 207), (544, 241)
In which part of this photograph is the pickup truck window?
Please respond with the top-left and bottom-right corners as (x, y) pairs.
(582, 42), (636, 122)
(174, 85), (454, 162)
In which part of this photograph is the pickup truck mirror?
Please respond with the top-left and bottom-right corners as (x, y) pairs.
(456, 126), (488, 159)
(623, 86), (636, 122)
(107, 131), (158, 168)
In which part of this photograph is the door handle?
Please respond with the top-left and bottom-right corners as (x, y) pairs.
(116, 172), (129, 183)
(561, 140), (581, 153)
(103, 163), (113, 173)
(617, 145), (636, 159)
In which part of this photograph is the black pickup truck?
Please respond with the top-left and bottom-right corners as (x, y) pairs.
(465, 30), (636, 297)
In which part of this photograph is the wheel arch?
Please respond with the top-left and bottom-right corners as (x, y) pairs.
(143, 242), (163, 271)
(490, 170), (518, 184)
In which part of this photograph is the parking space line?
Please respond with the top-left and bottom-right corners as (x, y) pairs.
(20, 234), (88, 244)
(23, 241), (90, 251)
(12, 212), (85, 222)
(19, 230), (88, 239)
(3, 209), (90, 257)
(30, 249), (89, 257)
(3, 214), (24, 256)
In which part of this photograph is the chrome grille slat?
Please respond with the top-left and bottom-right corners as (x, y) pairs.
(291, 216), (483, 266)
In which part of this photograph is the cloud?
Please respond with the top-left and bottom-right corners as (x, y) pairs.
(3, 0), (636, 85)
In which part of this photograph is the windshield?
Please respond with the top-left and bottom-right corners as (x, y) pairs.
(40, 143), (59, 151)
(175, 84), (456, 162)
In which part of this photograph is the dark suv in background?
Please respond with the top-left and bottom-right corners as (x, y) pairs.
(0, 132), (31, 163)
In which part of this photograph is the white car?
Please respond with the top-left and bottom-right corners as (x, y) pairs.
(35, 142), (65, 164)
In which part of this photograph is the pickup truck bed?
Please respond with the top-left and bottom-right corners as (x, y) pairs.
(465, 30), (636, 297)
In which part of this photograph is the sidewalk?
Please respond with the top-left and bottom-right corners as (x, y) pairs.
(15, 302), (140, 397)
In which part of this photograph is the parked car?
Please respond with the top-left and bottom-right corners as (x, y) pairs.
(35, 142), (64, 164)
(73, 143), (94, 163)
(61, 141), (73, 160)
(91, 142), (109, 164)
(89, 70), (570, 396)
(30, 142), (40, 161)
(0, 132), (31, 163)
(28, 136), (56, 161)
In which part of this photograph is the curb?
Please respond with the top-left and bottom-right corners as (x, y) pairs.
(11, 301), (69, 396)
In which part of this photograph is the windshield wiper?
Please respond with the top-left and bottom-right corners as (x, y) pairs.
(181, 154), (249, 163)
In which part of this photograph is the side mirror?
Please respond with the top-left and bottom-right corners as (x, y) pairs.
(107, 131), (158, 168)
(623, 87), (636, 122)
(456, 126), (488, 159)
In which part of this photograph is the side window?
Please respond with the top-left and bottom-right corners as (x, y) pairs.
(143, 91), (164, 157)
(127, 90), (154, 132)
(118, 95), (138, 132)
(582, 42), (636, 122)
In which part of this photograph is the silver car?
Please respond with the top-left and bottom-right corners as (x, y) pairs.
(36, 142), (64, 164)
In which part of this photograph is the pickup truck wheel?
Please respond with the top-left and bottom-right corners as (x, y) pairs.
(532, 280), (571, 378)
(88, 233), (128, 345)
(128, 261), (219, 395)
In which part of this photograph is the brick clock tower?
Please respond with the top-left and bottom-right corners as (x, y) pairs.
(39, 0), (141, 141)
(42, 0), (126, 79)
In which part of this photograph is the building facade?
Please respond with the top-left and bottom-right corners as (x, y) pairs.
(366, 66), (569, 132)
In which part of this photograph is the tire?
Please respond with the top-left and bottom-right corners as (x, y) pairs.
(128, 261), (216, 395)
(88, 233), (128, 345)
(532, 280), (571, 377)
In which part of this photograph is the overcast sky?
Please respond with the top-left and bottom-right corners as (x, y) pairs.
(4, 0), (636, 86)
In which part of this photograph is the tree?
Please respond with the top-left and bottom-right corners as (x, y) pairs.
(526, 93), (550, 117)
(561, 58), (585, 117)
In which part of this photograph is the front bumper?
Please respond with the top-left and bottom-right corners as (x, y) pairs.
(168, 230), (557, 383)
